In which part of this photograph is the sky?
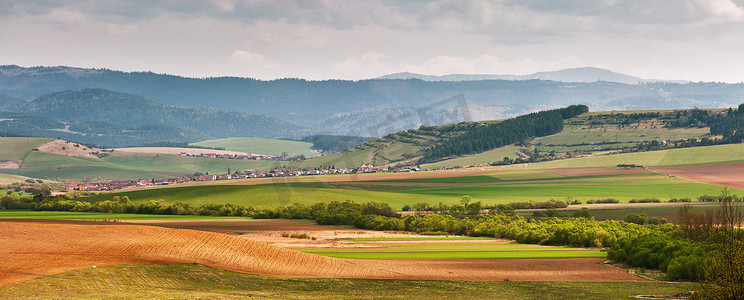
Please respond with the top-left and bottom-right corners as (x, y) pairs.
(1, 0), (744, 82)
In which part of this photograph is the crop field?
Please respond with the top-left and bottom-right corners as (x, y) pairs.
(300, 237), (607, 259)
(191, 137), (318, 157)
(0, 264), (692, 299)
(81, 168), (742, 209)
(0, 220), (648, 288)
(574, 204), (720, 222)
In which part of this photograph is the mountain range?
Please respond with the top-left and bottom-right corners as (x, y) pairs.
(376, 67), (689, 84)
(1, 65), (744, 147)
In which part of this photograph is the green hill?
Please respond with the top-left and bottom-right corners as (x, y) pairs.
(191, 137), (317, 157)
(2, 105), (743, 181)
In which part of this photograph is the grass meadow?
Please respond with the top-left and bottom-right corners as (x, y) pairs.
(0, 264), (693, 299)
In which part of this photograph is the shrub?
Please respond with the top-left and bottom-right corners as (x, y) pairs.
(624, 213), (648, 225)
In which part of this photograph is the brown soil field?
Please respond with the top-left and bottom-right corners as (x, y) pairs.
(0, 160), (21, 169)
(112, 147), (258, 157)
(37, 139), (110, 159)
(0, 220), (645, 287)
(649, 163), (744, 190)
(126, 219), (425, 248)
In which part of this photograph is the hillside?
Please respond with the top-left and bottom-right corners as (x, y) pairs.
(1, 105), (743, 181)
(0, 89), (310, 147)
(2, 65), (743, 136)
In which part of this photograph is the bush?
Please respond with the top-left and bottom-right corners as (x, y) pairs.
(586, 198), (619, 204)
(572, 208), (592, 219)
(629, 198), (661, 203)
(624, 213), (648, 225)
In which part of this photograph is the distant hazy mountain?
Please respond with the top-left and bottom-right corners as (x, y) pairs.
(377, 67), (681, 85)
(0, 93), (27, 111)
(1, 65), (742, 138)
(26, 89), (309, 138)
(0, 88), (312, 146)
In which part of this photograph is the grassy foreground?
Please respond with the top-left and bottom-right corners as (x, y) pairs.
(0, 264), (692, 299)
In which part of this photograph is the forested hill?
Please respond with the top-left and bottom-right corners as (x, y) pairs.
(0, 89), (310, 147)
(420, 105), (589, 162)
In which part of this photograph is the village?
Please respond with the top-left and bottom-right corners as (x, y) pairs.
(62, 162), (422, 192)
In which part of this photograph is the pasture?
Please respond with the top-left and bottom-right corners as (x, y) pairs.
(191, 137), (318, 157)
(0, 264), (692, 299)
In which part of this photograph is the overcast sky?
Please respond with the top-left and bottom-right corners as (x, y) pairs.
(2, 0), (744, 82)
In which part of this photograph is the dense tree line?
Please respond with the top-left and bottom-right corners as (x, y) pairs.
(421, 105), (588, 162)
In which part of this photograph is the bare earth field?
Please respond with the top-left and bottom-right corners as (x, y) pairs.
(0, 220), (645, 288)
(649, 162), (744, 190)
(112, 147), (258, 157)
(0, 160), (21, 169)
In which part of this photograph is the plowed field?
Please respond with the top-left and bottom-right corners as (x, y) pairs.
(650, 163), (744, 190)
(0, 220), (646, 287)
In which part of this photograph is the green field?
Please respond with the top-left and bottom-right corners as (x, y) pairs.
(0, 264), (692, 299)
(549, 204), (722, 222)
(300, 238), (607, 259)
(530, 143), (744, 169)
(301, 250), (606, 259)
(0, 210), (240, 220)
(422, 145), (521, 169)
(0, 137), (52, 160)
(0, 173), (30, 185)
(192, 137), (318, 157)
(80, 171), (742, 209)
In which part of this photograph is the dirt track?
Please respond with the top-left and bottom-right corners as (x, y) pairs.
(0, 220), (646, 287)
(649, 163), (744, 190)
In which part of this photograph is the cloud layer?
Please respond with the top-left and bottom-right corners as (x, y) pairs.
(2, 0), (743, 81)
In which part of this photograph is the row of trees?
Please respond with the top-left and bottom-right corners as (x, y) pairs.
(420, 105), (588, 162)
